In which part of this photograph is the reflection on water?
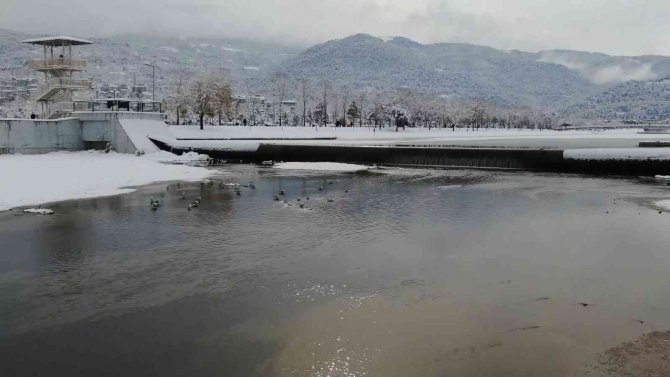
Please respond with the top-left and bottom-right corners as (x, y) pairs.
(1, 166), (670, 376)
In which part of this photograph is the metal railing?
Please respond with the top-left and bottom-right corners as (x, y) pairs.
(29, 58), (87, 70)
(48, 101), (76, 113)
(33, 78), (92, 100)
(73, 99), (163, 113)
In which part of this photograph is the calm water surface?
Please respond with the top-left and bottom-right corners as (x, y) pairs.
(1, 166), (670, 376)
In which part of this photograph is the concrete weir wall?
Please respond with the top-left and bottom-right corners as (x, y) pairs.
(0, 118), (83, 154)
(253, 144), (670, 175)
(256, 144), (566, 171)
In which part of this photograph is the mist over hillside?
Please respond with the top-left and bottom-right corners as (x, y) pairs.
(537, 49), (670, 85)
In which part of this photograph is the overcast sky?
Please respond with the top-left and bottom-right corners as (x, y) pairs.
(1, 0), (668, 56)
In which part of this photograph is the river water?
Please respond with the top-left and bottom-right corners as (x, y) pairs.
(1, 165), (670, 376)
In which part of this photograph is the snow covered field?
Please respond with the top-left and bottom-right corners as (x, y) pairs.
(0, 151), (214, 212)
(167, 125), (670, 152)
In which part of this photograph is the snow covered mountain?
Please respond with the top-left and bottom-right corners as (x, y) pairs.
(560, 78), (670, 121)
(276, 34), (670, 116)
(277, 34), (596, 110)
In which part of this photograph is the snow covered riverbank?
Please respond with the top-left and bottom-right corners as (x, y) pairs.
(0, 151), (214, 211)
(167, 125), (670, 151)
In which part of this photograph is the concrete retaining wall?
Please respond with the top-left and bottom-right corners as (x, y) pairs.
(0, 112), (166, 155)
(0, 118), (83, 154)
(76, 112), (165, 154)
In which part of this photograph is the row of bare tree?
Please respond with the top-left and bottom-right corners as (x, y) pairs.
(166, 73), (233, 129)
(164, 74), (560, 130)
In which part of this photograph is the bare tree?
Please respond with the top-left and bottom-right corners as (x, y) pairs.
(313, 101), (328, 125)
(347, 101), (360, 126)
(189, 74), (217, 130)
(359, 92), (365, 127)
(212, 76), (233, 126)
(301, 79), (308, 127)
(331, 94), (340, 127)
(342, 86), (349, 127)
(272, 73), (288, 127)
(166, 67), (189, 125)
(321, 79), (330, 127)
(247, 96), (260, 127)
(470, 103), (486, 129)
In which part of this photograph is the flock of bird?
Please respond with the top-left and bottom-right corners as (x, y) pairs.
(150, 179), (347, 212)
(271, 180), (344, 210)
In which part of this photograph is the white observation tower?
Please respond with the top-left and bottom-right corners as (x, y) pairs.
(22, 36), (93, 119)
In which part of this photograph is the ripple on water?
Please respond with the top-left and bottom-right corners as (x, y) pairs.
(282, 281), (346, 304)
(4, 165), (670, 376)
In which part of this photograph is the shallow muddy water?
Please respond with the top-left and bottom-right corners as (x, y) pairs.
(1, 166), (670, 376)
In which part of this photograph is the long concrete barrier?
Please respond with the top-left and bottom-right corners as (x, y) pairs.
(148, 139), (670, 176)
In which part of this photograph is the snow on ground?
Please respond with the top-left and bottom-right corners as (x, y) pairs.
(167, 125), (670, 152)
(563, 148), (670, 161)
(273, 162), (370, 172)
(656, 200), (670, 211)
(153, 138), (261, 152)
(22, 208), (54, 215)
(0, 151), (214, 211)
(141, 151), (210, 163)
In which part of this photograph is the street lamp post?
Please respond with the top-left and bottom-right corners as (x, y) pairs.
(143, 62), (155, 101)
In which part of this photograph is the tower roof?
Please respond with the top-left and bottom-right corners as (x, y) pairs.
(21, 36), (93, 46)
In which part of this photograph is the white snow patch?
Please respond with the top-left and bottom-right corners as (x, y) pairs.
(159, 46), (179, 54)
(221, 46), (244, 53)
(142, 151), (210, 163)
(563, 148), (670, 161)
(437, 185), (462, 190)
(273, 162), (369, 172)
(23, 208), (54, 215)
(0, 151), (214, 211)
(656, 200), (670, 211)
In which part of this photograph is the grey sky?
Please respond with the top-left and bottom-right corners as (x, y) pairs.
(1, 0), (668, 56)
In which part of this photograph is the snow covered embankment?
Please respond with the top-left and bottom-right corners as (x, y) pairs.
(564, 148), (670, 161)
(0, 151), (214, 212)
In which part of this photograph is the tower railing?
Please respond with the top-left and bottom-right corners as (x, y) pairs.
(29, 58), (87, 70)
